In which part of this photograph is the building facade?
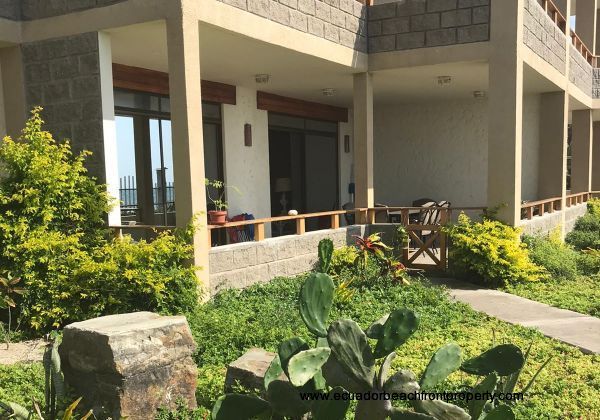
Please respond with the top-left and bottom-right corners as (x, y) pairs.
(0, 0), (599, 292)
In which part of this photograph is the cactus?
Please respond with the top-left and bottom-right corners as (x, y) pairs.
(390, 409), (436, 419)
(211, 394), (270, 420)
(312, 386), (350, 420)
(461, 344), (525, 376)
(365, 313), (390, 339)
(373, 309), (420, 358)
(377, 352), (397, 389)
(419, 343), (462, 390)
(385, 369), (420, 394)
(266, 380), (311, 418)
(483, 404), (515, 420)
(299, 272), (334, 337)
(278, 337), (309, 376)
(413, 400), (470, 420)
(327, 319), (376, 391)
(468, 373), (499, 420)
(318, 238), (334, 274)
(288, 347), (331, 387)
(264, 355), (283, 390)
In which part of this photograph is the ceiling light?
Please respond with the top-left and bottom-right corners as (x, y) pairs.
(473, 90), (487, 99)
(322, 88), (336, 97)
(255, 74), (270, 84)
(437, 76), (452, 86)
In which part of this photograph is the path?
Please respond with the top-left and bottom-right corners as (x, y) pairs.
(430, 278), (600, 354)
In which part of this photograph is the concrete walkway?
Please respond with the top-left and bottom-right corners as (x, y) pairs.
(430, 278), (600, 354)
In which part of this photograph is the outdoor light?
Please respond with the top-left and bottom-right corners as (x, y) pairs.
(255, 74), (270, 84)
(344, 135), (351, 153)
(473, 90), (487, 99)
(437, 76), (452, 86)
(322, 88), (336, 96)
(244, 123), (252, 147)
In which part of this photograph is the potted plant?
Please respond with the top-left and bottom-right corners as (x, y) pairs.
(205, 178), (238, 225)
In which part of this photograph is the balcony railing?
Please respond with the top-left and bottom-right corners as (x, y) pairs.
(520, 191), (598, 221)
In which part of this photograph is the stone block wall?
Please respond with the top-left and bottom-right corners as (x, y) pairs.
(0, 0), (21, 20)
(20, 0), (128, 20)
(367, 0), (489, 53)
(209, 225), (366, 296)
(569, 45), (593, 95)
(593, 68), (600, 99)
(217, 0), (368, 52)
(520, 203), (588, 236)
(522, 0), (566, 74)
(21, 32), (107, 182)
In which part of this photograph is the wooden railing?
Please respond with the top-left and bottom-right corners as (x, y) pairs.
(571, 30), (598, 67)
(521, 191), (598, 220)
(540, 0), (567, 33)
(206, 210), (347, 246)
(110, 224), (175, 239)
(536, 0), (599, 66)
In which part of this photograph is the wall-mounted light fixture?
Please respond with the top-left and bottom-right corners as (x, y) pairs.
(244, 123), (252, 147)
(344, 135), (351, 153)
(255, 74), (270, 84)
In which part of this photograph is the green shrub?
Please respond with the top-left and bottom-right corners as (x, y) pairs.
(566, 213), (600, 250)
(329, 246), (358, 276)
(586, 197), (600, 215)
(444, 214), (546, 286)
(578, 249), (600, 276)
(0, 109), (199, 331)
(522, 233), (579, 280)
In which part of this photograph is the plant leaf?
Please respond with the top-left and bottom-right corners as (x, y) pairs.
(212, 394), (271, 420)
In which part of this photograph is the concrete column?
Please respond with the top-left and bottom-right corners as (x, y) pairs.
(576, 0), (598, 53)
(571, 109), (594, 192)
(488, 0), (524, 225)
(353, 72), (374, 211)
(166, 15), (209, 288)
(538, 92), (569, 199)
(0, 46), (25, 138)
(593, 121), (600, 190)
(98, 32), (121, 227)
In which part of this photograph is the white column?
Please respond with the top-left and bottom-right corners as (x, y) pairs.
(353, 72), (374, 211)
(593, 121), (600, 191)
(488, 0), (524, 225)
(166, 14), (209, 289)
(98, 32), (121, 227)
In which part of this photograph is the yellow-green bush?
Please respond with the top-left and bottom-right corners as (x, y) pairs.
(444, 214), (546, 286)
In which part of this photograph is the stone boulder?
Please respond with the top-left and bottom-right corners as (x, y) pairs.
(59, 312), (197, 419)
(225, 348), (287, 393)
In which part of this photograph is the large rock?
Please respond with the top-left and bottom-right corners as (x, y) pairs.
(59, 312), (197, 419)
(225, 348), (286, 393)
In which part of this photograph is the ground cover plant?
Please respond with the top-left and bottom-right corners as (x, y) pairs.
(187, 276), (600, 419)
(503, 227), (600, 317)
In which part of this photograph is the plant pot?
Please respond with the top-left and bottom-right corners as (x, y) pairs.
(208, 210), (228, 225)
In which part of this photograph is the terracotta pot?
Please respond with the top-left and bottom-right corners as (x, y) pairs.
(208, 210), (228, 225)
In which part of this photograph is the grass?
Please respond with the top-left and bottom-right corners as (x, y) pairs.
(1, 275), (599, 419)
(188, 275), (600, 419)
(503, 275), (600, 317)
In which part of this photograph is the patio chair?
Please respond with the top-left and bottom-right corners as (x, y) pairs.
(374, 203), (391, 223)
(342, 202), (355, 225)
(420, 201), (451, 254)
(227, 213), (255, 243)
(410, 197), (436, 224)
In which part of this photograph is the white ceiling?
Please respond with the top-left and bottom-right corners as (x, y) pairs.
(108, 21), (578, 108)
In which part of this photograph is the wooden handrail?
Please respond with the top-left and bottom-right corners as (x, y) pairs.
(570, 30), (598, 67)
(540, 0), (567, 34)
(521, 191), (597, 220)
(206, 210), (348, 229)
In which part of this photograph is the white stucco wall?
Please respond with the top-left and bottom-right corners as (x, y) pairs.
(373, 99), (488, 207)
(521, 94), (541, 202)
(221, 86), (272, 235)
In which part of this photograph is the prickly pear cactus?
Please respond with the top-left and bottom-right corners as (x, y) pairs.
(373, 309), (420, 358)
(318, 238), (334, 274)
(211, 394), (270, 419)
(327, 319), (376, 391)
(419, 343), (462, 390)
(461, 344), (524, 376)
(288, 347), (331, 386)
(299, 272), (334, 337)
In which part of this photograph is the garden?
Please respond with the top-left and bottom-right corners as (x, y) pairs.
(0, 111), (599, 419)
